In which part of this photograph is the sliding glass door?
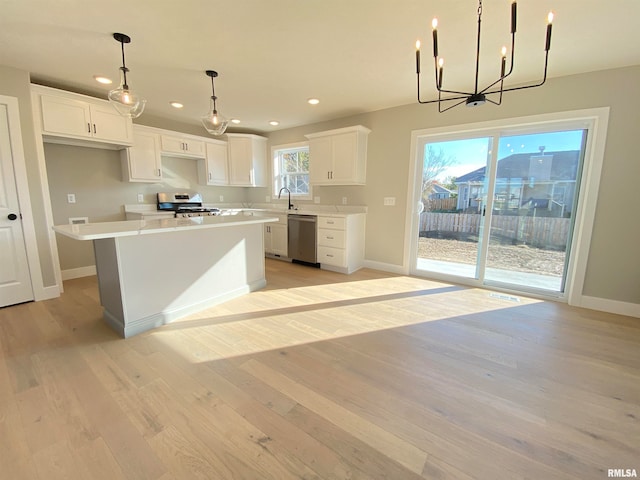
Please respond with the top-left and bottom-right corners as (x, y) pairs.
(412, 124), (587, 297)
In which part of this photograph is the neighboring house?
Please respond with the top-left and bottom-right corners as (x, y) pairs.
(455, 150), (580, 216)
(428, 183), (454, 199)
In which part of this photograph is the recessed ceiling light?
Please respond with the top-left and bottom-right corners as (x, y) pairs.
(231, 118), (241, 124)
(269, 120), (279, 126)
(308, 98), (320, 105)
(94, 75), (112, 85)
(169, 101), (184, 109)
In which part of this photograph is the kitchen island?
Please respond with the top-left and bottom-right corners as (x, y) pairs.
(53, 215), (277, 337)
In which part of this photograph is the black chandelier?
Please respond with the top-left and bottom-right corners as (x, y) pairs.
(415, 0), (554, 112)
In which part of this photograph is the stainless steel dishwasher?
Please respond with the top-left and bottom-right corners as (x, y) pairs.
(287, 214), (319, 266)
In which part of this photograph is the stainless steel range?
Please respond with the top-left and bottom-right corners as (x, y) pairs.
(157, 192), (221, 218)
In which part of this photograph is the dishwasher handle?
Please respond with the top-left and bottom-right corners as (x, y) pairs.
(288, 214), (316, 223)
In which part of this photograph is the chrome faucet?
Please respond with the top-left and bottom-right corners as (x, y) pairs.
(278, 187), (294, 210)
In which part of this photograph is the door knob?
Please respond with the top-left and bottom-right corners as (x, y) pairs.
(8, 213), (18, 220)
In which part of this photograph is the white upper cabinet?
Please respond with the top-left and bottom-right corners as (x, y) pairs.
(160, 134), (206, 158)
(198, 140), (229, 185)
(306, 125), (371, 185)
(32, 85), (133, 147)
(227, 134), (267, 187)
(121, 125), (162, 182)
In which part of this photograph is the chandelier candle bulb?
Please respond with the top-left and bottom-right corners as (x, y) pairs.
(416, 40), (421, 74)
(501, 46), (507, 77)
(546, 12), (554, 51)
(432, 18), (438, 57)
(511, 2), (517, 33)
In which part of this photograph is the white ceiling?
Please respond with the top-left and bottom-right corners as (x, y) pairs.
(2, 0), (639, 134)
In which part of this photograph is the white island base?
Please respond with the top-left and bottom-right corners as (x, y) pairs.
(54, 216), (275, 337)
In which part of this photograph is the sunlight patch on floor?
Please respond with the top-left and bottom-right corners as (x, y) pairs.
(149, 275), (542, 364)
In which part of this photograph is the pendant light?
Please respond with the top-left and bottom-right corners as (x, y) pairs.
(201, 70), (228, 136)
(108, 33), (146, 118)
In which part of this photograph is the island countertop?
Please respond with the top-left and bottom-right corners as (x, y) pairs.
(53, 215), (279, 241)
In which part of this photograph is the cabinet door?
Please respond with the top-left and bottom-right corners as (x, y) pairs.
(205, 142), (228, 185)
(184, 139), (205, 157)
(40, 94), (92, 138)
(122, 129), (162, 182)
(160, 135), (187, 155)
(228, 137), (253, 185)
(308, 136), (333, 184)
(330, 132), (358, 183)
(270, 224), (288, 256)
(90, 102), (133, 144)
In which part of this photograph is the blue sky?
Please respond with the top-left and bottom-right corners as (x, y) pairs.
(427, 130), (585, 181)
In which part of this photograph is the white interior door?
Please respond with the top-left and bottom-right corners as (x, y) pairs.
(0, 102), (33, 307)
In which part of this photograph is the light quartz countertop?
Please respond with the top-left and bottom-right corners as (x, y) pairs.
(53, 215), (278, 241)
(124, 204), (367, 219)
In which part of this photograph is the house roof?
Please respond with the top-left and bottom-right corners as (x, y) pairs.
(431, 184), (454, 194)
(455, 151), (580, 183)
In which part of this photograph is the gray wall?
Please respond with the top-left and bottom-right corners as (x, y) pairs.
(9, 62), (640, 306)
(45, 144), (248, 269)
(255, 65), (640, 305)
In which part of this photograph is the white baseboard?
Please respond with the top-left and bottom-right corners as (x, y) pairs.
(363, 259), (408, 275)
(61, 265), (97, 280)
(578, 295), (640, 318)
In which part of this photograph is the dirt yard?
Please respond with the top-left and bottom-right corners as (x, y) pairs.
(417, 238), (566, 276)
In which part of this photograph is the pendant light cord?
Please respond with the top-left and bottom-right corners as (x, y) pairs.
(120, 40), (129, 90)
(210, 75), (218, 113)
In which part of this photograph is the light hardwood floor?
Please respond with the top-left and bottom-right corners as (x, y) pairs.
(0, 259), (638, 479)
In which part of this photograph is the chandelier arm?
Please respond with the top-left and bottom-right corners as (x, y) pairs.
(482, 50), (550, 96)
(439, 98), (468, 113)
(479, 33), (516, 94)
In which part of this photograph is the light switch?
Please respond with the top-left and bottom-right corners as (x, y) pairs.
(67, 193), (76, 204)
(383, 196), (396, 206)
(137, 193), (144, 203)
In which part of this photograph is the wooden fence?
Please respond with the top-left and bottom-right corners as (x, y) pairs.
(419, 212), (571, 249)
(425, 198), (458, 211)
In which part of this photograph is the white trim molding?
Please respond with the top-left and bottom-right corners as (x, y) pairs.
(61, 265), (97, 281)
(580, 296), (640, 318)
(405, 107), (611, 310)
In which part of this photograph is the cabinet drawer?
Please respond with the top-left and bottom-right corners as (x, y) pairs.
(317, 246), (346, 267)
(318, 216), (345, 230)
(318, 228), (345, 248)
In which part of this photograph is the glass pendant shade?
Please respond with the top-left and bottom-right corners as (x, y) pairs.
(109, 33), (146, 119)
(108, 84), (146, 118)
(201, 99), (228, 135)
(201, 70), (228, 136)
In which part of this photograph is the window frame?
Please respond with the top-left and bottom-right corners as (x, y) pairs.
(272, 141), (312, 200)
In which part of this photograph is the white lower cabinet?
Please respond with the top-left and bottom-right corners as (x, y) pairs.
(120, 126), (162, 182)
(317, 214), (366, 274)
(264, 215), (288, 257)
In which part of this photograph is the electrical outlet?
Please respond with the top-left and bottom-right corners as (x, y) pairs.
(137, 193), (144, 203)
(383, 196), (396, 206)
(314, 196), (320, 204)
(219, 195), (224, 202)
(266, 195), (271, 202)
(342, 197), (347, 205)
(67, 193), (76, 204)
